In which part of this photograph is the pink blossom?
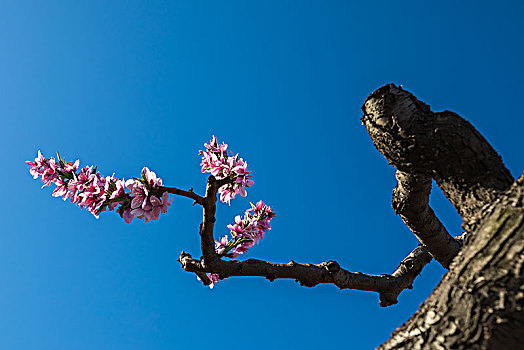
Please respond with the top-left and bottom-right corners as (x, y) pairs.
(64, 159), (80, 173)
(149, 191), (172, 220)
(107, 178), (128, 211)
(196, 273), (221, 289)
(214, 236), (231, 256)
(206, 202), (275, 289)
(126, 175), (170, 222)
(215, 201), (276, 260)
(130, 184), (148, 210)
(219, 187), (233, 204)
(25, 150), (45, 179)
(27, 151), (170, 223)
(121, 209), (133, 223)
(142, 167), (163, 187)
(199, 136), (254, 204)
(207, 273), (220, 289)
(52, 179), (68, 198)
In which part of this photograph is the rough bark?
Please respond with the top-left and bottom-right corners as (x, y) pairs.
(361, 84), (522, 349)
(378, 173), (524, 350)
(361, 84), (513, 232)
(392, 170), (460, 268)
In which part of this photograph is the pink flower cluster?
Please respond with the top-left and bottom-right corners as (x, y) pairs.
(26, 151), (171, 223)
(217, 200), (276, 257)
(199, 136), (254, 204)
(127, 171), (171, 223)
(204, 201), (276, 288)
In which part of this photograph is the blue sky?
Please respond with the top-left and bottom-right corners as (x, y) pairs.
(2, 1), (524, 349)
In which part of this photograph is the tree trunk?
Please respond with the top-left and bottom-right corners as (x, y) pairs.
(361, 84), (523, 349)
(379, 175), (524, 349)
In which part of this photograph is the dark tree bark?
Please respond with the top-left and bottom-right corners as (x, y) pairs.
(379, 174), (524, 349)
(174, 83), (522, 349)
(361, 84), (523, 349)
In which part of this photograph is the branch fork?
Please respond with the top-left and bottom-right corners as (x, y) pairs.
(169, 84), (513, 307)
(172, 171), (442, 306)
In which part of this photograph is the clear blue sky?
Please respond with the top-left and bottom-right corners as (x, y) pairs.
(2, 1), (524, 349)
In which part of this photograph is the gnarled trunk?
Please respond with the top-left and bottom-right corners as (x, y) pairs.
(361, 84), (523, 349)
(380, 175), (524, 349)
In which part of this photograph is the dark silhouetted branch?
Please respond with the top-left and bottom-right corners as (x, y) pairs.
(378, 173), (524, 349)
(392, 170), (461, 268)
(361, 83), (513, 232)
(360, 83), (514, 269)
(200, 176), (220, 262)
(178, 239), (458, 307)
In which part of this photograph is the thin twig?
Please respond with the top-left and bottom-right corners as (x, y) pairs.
(159, 186), (204, 205)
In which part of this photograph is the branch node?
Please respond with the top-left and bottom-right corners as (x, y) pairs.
(322, 260), (341, 273)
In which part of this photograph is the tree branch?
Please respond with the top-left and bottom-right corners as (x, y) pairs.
(159, 186), (204, 205)
(180, 152), (462, 306)
(378, 173), (524, 349)
(392, 170), (461, 268)
(361, 83), (513, 232)
(200, 176), (220, 262)
(178, 239), (453, 307)
(180, 84), (508, 311)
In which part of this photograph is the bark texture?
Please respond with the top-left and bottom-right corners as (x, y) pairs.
(379, 174), (524, 350)
(361, 84), (523, 349)
(361, 84), (513, 232)
(392, 170), (460, 268)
